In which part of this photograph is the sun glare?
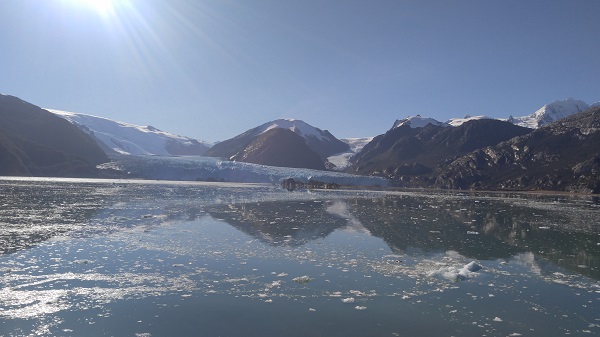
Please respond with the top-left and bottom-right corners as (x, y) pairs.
(67, 0), (123, 17)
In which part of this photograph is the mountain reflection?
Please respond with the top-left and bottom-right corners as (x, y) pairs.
(206, 195), (600, 279)
(2, 179), (598, 281)
(343, 195), (600, 280)
(205, 200), (348, 246)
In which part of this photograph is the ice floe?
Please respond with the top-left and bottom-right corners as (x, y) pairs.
(428, 261), (483, 282)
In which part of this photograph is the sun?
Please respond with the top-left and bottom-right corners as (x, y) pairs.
(86, 0), (113, 13)
(67, 0), (122, 17)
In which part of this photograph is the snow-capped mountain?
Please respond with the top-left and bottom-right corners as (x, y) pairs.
(392, 115), (448, 129)
(507, 98), (590, 129)
(205, 118), (349, 168)
(255, 118), (331, 141)
(48, 109), (212, 156)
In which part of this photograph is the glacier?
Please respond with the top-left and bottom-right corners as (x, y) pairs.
(48, 109), (212, 156)
(100, 154), (390, 187)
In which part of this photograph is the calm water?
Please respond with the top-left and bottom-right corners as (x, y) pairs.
(1, 178), (599, 336)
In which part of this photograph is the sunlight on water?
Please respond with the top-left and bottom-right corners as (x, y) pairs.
(0, 178), (599, 336)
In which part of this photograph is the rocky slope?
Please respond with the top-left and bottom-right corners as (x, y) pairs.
(0, 94), (109, 177)
(230, 128), (326, 170)
(349, 119), (531, 180)
(205, 119), (348, 169)
(434, 106), (600, 193)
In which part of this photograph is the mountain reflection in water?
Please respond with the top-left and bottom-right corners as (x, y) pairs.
(206, 195), (600, 280)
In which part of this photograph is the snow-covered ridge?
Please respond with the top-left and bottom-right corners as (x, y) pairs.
(507, 98), (590, 129)
(392, 115), (449, 129)
(394, 98), (597, 130)
(48, 109), (212, 156)
(256, 118), (328, 140)
(447, 115), (491, 127)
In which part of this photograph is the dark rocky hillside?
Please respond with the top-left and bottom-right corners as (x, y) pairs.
(230, 128), (326, 170)
(205, 119), (348, 168)
(434, 106), (600, 193)
(349, 119), (531, 181)
(0, 94), (109, 177)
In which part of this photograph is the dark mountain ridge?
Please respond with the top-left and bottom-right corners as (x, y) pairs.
(0, 94), (109, 177)
(349, 119), (531, 180)
(434, 106), (600, 193)
(205, 119), (348, 169)
(230, 128), (326, 170)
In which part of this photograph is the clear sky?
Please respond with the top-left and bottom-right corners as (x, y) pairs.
(1, 0), (599, 141)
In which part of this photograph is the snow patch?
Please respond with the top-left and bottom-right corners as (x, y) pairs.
(447, 115), (492, 127)
(392, 115), (448, 129)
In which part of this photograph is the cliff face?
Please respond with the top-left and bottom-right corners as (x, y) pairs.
(434, 106), (600, 193)
(0, 94), (109, 177)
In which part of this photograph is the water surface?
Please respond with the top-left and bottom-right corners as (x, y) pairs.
(1, 178), (599, 336)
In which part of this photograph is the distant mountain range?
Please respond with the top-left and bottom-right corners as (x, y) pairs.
(0, 93), (598, 193)
(349, 119), (532, 178)
(348, 102), (600, 193)
(435, 106), (600, 193)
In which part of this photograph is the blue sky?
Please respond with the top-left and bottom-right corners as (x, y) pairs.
(1, 0), (599, 141)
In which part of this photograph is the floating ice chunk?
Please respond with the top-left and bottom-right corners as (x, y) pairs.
(429, 261), (483, 282)
(467, 231), (479, 235)
(308, 308), (316, 312)
(538, 226), (550, 230)
(292, 275), (313, 284)
(354, 306), (367, 310)
(464, 261), (482, 272)
(341, 297), (355, 303)
(493, 317), (503, 322)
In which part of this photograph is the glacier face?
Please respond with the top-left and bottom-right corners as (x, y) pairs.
(100, 154), (390, 187)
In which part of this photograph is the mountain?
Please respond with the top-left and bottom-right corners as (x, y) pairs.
(349, 119), (532, 181)
(230, 128), (326, 170)
(0, 94), (109, 177)
(49, 110), (211, 156)
(507, 98), (589, 129)
(205, 118), (349, 169)
(392, 115), (449, 128)
(434, 106), (600, 193)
